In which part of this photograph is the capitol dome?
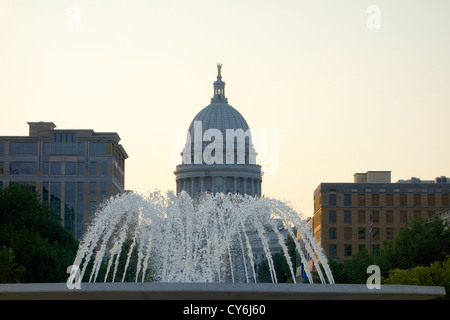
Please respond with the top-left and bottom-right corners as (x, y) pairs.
(188, 103), (250, 140)
(174, 64), (262, 198)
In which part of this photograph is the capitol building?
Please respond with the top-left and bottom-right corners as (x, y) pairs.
(174, 64), (263, 198)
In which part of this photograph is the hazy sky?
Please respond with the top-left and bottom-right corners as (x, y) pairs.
(1, 0), (449, 217)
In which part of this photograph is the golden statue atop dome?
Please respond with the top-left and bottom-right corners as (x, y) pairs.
(217, 63), (222, 77)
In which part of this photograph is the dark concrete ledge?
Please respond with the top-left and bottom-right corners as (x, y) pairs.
(0, 282), (446, 300)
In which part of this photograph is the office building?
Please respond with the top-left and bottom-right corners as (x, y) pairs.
(312, 171), (450, 263)
(0, 122), (128, 239)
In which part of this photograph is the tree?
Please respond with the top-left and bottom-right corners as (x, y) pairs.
(379, 217), (450, 274)
(0, 186), (78, 283)
(0, 246), (26, 283)
(330, 248), (376, 284)
(330, 216), (450, 284)
(384, 255), (450, 298)
(257, 233), (297, 283)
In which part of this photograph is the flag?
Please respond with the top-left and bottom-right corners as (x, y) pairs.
(369, 214), (373, 234)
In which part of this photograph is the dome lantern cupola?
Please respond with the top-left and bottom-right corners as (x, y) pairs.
(211, 63), (228, 103)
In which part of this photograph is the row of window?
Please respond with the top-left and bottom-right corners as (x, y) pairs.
(328, 210), (435, 224)
(326, 193), (449, 207)
(2, 161), (109, 176)
(0, 141), (113, 156)
(329, 227), (394, 241)
(329, 244), (380, 258)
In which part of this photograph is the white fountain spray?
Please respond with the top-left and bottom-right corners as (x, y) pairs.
(72, 190), (334, 284)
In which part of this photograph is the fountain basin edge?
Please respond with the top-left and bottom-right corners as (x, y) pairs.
(0, 282), (445, 300)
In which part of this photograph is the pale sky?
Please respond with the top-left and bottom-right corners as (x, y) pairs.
(1, 0), (449, 218)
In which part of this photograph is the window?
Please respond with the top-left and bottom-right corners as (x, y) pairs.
(65, 162), (77, 175)
(386, 211), (393, 223)
(386, 228), (394, 240)
(329, 244), (337, 257)
(358, 228), (366, 240)
(344, 194), (351, 206)
(50, 162), (62, 175)
(344, 244), (352, 257)
(400, 211), (407, 224)
(51, 133), (77, 155)
(0, 162), (4, 175)
(101, 181), (108, 195)
(344, 211), (352, 223)
(90, 182), (96, 195)
(329, 228), (337, 240)
(372, 228), (380, 240)
(372, 194), (379, 206)
(48, 182), (62, 220)
(413, 194), (421, 207)
(77, 162), (85, 176)
(358, 211), (366, 224)
(344, 227), (352, 240)
(329, 193), (336, 206)
(43, 162), (49, 174)
(0, 142), (4, 155)
(101, 162), (108, 176)
(90, 142), (112, 156)
(10, 182), (36, 192)
(78, 142), (85, 156)
(414, 211), (421, 219)
(358, 194), (365, 206)
(427, 194), (435, 207)
(90, 162), (97, 176)
(65, 182), (76, 234)
(371, 211), (380, 223)
(400, 194), (407, 207)
(386, 194), (393, 206)
(43, 142), (50, 155)
(10, 142), (37, 155)
(329, 211), (336, 223)
(442, 194), (449, 206)
(9, 162), (36, 175)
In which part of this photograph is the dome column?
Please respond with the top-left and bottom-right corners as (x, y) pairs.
(201, 176), (205, 193)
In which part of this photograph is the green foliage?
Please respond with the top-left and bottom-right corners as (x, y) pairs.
(330, 216), (450, 288)
(384, 255), (450, 297)
(380, 217), (450, 273)
(384, 266), (434, 286)
(0, 246), (26, 283)
(0, 186), (78, 283)
(257, 233), (297, 283)
(330, 248), (376, 284)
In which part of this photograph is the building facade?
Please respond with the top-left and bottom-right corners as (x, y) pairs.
(313, 171), (450, 263)
(0, 122), (128, 239)
(174, 64), (262, 197)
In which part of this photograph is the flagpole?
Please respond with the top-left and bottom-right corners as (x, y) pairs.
(369, 213), (373, 254)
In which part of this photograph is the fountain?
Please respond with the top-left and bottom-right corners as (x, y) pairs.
(2, 190), (445, 300)
(71, 190), (335, 285)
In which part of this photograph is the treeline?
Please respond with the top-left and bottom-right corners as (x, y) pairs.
(0, 186), (78, 283)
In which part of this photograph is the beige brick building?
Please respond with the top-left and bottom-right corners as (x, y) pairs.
(312, 171), (450, 263)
